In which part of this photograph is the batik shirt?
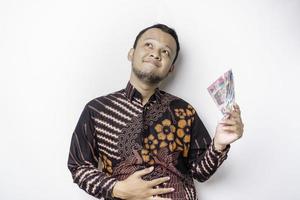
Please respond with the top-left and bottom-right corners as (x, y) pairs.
(67, 81), (230, 200)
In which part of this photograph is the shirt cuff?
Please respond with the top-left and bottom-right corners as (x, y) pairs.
(211, 139), (230, 158)
(103, 177), (120, 200)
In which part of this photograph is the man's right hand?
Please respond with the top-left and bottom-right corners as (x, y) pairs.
(112, 166), (174, 200)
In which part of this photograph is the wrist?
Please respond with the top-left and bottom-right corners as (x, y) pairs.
(112, 180), (126, 199)
(213, 139), (227, 152)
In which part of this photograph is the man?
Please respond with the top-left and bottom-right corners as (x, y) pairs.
(67, 24), (244, 200)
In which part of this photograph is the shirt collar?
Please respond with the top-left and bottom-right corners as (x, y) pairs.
(125, 81), (162, 104)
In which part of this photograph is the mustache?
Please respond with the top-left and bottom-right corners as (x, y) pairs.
(143, 58), (161, 67)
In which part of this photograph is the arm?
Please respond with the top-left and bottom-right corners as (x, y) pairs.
(187, 103), (244, 182)
(67, 104), (117, 199)
(187, 110), (230, 182)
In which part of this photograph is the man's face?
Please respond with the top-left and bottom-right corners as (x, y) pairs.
(128, 28), (177, 85)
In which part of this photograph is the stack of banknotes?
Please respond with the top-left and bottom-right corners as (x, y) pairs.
(207, 69), (235, 115)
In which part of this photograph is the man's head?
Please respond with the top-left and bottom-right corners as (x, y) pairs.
(128, 24), (180, 85)
(133, 24), (180, 65)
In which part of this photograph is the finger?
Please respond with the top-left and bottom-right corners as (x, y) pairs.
(222, 113), (231, 120)
(148, 176), (170, 187)
(150, 187), (175, 196)
(219, 119), (236, 126)
(233, 103), (240, 111)
(237, 120), (244, 129)
(221, 117), (243, 128)
(222, 125), (241, 133)
(134, 166), (154, 178)
(229, 111), (241, 120)
(233, 104), (241, 115)
(222, 126), (243, 137)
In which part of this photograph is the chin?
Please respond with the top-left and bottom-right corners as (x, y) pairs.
(139, 66), (158, 75)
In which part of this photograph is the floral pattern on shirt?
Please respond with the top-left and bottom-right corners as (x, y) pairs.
(141, 105), (197, 165)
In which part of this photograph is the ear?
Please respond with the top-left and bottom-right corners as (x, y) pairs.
(169, 64), (175, 72)
(128, 48), (134, 62)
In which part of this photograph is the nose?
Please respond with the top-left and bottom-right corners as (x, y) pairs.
(150, 50), (161, 60)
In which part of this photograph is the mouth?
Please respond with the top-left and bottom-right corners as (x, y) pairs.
(143, 60), (161, 68)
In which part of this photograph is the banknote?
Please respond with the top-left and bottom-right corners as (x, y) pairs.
(207, 69), (235, 115)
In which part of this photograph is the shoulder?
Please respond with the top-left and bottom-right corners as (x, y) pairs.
(160, 90), (197, 115)
(84, 89), (126, 112)
(161, 90), (195, 108)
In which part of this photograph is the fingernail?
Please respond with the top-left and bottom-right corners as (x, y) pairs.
(171, 188), (175, 191)
(149, 166), (154, 171)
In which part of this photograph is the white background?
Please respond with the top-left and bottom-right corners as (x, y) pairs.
(0, 0), (299, 199)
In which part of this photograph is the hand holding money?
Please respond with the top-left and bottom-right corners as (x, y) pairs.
(207, 70), (244, 150)
(213, 103), (244, 151)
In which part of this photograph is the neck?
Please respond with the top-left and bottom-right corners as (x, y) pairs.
(129, 72), (159, 106)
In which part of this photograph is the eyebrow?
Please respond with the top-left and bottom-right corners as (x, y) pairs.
(143, 38), (174, 53)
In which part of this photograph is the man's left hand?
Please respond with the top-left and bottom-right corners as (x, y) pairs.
(213, 103), (244, 151)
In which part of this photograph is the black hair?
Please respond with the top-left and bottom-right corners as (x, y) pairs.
(133, 23), (180, 64)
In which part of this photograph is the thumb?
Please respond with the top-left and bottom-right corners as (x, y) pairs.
(133, 166), (154, 178)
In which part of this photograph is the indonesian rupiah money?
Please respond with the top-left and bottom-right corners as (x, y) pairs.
(207, 69), (235, 115)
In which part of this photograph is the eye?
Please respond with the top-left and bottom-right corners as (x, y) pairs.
(162, 49), (170, 56)
(145, 42), (153, 48)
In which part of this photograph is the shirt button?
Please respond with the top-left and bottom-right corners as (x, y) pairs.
(144, 125), (148, 129)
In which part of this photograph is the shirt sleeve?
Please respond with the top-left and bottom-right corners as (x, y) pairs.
(67, 104), (118, 199)
(187, 111), (230, 182)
